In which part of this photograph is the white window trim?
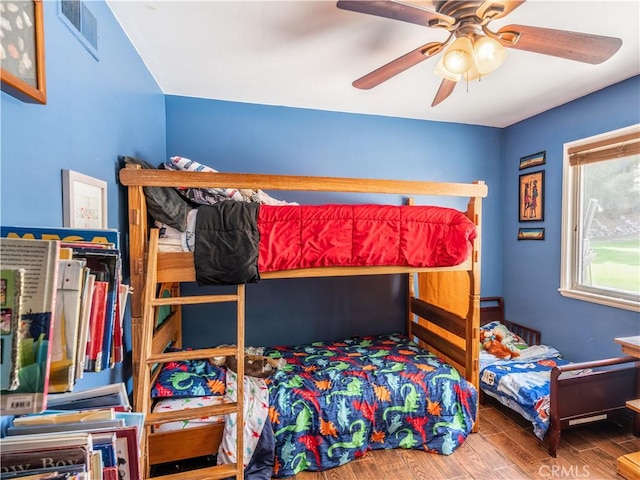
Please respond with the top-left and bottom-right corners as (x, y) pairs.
(559, 124), (640, 313)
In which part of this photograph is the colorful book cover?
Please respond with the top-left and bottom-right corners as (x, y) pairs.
(46, 382), (130, 412)
(1, 268), (24, 391)
(86, 281), (108, 373)
(75, 272), (96, 381)
(1, 225), (120, 250)
(49, 259), (85, 393)
(0, 237), (60, 415)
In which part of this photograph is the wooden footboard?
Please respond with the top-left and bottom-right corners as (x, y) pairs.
(548, 356), (640, 457)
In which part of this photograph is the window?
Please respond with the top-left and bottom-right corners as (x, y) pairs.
(560, 124), (640, 311)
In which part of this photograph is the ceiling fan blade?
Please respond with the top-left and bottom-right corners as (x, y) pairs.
(476, 1), (526, 21)
(337, 1), (455, 28)
(431, 79), (457, 107)
(353, 42), (445, 89)
(497, 24), (622, 64)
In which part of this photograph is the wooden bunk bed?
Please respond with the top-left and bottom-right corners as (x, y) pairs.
(119, 165), (488, 479)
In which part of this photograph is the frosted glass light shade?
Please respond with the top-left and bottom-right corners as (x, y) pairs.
(442, 37), (474, 74)
(473, 36), (508, 75)
(434, 57), (462, 82)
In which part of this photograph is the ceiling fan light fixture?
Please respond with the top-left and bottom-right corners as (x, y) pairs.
(473, 35), (508, 75)
(442, 36), (474, 74)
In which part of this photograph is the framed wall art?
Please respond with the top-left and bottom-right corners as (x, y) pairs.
(0, 0), (47, 104)
(518, 227), (545, 240)
(519, 151), (546, 170)
(519, 170), (544, 222)
(62, 170), (107, 229)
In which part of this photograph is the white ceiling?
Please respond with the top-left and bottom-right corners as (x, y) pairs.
(106, 1), (640, 128)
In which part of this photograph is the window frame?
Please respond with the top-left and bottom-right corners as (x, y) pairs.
(560, 124), (640, 312)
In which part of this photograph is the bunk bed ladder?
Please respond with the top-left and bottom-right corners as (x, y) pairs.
(137, 229), (245, 480)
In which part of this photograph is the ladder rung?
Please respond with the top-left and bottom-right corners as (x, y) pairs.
(151, 294), (240, 307)
(146, 402), (238, 425)
(148, 463), (240, 480)
(145, 346), (237, 364)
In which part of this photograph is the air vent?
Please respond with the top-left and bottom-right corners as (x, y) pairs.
(58, 0), (98, 60)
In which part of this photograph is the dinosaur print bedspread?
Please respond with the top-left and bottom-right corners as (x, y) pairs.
(263, 334), (477, 478)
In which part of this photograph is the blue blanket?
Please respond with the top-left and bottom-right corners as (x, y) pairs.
(480, 347), (568, 440)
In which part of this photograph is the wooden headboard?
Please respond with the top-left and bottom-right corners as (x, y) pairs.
(480, 296), (541, 346)
(480, 296), (504, 325)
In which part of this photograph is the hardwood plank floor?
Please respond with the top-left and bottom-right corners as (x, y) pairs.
(290, 399), (639, 480)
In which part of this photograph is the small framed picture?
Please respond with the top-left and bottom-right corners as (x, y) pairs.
(0, 0), (46, 104)
(519, 170), (544, 222)
(518, 227), (545, 240)
(62, 170), (108, 229)
(519, 151), (546, 170)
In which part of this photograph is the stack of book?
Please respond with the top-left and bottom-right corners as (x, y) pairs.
(1, 383), (142, 480)
(0, 227), (130, 404)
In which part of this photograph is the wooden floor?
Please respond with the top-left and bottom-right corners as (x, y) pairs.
(290, 399), (640, 480)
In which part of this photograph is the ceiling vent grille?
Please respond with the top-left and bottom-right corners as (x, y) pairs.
(59, 0), (98, 60)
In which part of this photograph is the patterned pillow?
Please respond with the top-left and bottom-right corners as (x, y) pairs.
(480, 321), (529, 351)
(166, 155), (297, 206)
(151, 348), (226, 398)
(167, 156), (244, 204)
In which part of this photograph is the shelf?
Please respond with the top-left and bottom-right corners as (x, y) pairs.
(627, 399), (640, 414)
(618, 451), (640, 480)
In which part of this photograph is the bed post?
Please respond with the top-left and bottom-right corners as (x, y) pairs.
(406, 198), (415, 337)
(466, 182), (483, 433)
(122, 164), (147, 403)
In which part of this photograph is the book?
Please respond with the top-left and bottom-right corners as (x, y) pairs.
(1, 269), (24, 391)
(49, 260), (85, 393)
(0, 445), (91, 471)
(0, 431), (93, 478)
(89, 451), (103, 480)
(85, 281), (108, 372)
(0, 464), (88, 480)
(0, 237), (60, 415)
(47, 382), (130, 412)
(74, 273), (95, 380)
(6, 418), (125, 436)
(1, 226), (120, 250)
(114, 426), (140, 480)
(70, 247), (120, 372)
(91, 431), (117, 468)
(12, 408), (116, 426)
(0, 430), (94, 453)
(111, 284), (131, 366)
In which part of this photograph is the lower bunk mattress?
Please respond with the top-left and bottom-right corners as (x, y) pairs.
(151, 333), (478, 478)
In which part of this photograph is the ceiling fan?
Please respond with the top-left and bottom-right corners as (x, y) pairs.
(336, 1), (623, 106)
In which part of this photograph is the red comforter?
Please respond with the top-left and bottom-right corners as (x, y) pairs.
(257, 204), (476, 272)
(194, 203), (476, 286)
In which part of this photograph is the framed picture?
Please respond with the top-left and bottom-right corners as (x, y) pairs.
(519, 151), (546, 170)
(519, 170), (544, 222)
(0, 0), (46, 104)
(518, 227), (545, 240)
(62, 170), (108, 229)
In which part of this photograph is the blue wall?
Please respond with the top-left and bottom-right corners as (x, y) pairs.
(0, 0), (166, 390)
(164, 96), (504, 347)
(2, 0), (638, 395)
(502, 76), (640, 362)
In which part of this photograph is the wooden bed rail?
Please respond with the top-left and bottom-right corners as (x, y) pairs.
(119, 167), (488, 198)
